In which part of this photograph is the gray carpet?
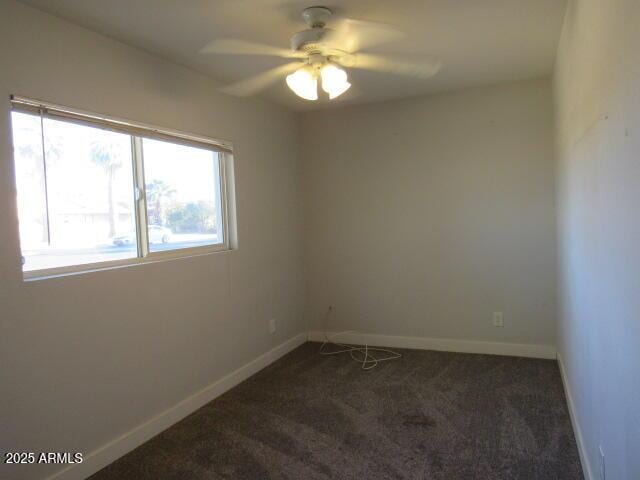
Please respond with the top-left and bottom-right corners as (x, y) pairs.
(90, 342), (583, 479)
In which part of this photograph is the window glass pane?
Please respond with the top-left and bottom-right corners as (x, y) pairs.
(142, 138), (223, 252)
(12, 113), (137, 271)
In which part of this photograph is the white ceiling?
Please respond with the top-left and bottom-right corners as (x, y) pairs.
(19, 0), (567, 111)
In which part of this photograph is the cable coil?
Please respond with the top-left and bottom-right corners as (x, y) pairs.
(319, 307), (401, 370)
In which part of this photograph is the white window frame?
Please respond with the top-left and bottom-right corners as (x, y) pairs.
(10, 96), (234, 280)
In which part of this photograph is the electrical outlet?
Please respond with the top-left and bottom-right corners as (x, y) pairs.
(269, 318), (277, 335)
(599, 445), (605, 480)
(492, 312), (504, 327)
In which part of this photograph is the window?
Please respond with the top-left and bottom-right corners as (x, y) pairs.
(10, 97), (233, 278)
(141, 138), (224, 252)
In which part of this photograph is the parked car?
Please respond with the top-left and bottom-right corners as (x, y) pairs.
(112, 233), (134, 246)
(112, 225), (171, 246)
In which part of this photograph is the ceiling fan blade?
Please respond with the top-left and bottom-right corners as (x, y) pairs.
(340, 54), (442, 79)
(324, 18), (405, 53)
(200, 38), (305, 58)
(220, 62), (301, 97)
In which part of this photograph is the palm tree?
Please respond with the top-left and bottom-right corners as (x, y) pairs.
(16, 125), (49, 243)
(90, 140), (124, 237)
(145, 179), (176, 226)
(15, 118), (63, 244)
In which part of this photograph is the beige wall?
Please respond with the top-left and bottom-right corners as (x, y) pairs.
(301, 79), (557, 346)
(554, 0), (640, 478)
(12, 0), (640, 478)
(0, 1), (304, 479)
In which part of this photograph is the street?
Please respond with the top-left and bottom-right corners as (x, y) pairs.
(23, 234), (220, 272)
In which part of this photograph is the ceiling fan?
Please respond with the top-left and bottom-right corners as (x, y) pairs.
(201, 6), (442, 101)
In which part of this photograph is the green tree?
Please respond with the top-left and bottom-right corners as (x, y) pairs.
(167, 201), (215, 233)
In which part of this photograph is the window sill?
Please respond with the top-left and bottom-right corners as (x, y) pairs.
(23, 244), (233, 282)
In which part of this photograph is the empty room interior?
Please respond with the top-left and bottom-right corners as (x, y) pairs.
(1, 0), (638, 479)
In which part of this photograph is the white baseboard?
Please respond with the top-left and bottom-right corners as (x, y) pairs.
(47, 331), (557, 480)
(557, 352), (592, 480)
(47, 332), (308, 480)
(307, 331), (556, 359)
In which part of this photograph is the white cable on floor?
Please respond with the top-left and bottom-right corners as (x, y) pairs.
(318, 307), (401, 370)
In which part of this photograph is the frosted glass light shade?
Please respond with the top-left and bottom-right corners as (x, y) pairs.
(286, 68), (318, 101)
(320, 64), (351, 99)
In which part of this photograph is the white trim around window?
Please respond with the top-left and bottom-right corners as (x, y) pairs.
(10, 96), (236, 281)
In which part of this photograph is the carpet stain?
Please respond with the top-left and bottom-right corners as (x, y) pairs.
(402, 414), (437, 428)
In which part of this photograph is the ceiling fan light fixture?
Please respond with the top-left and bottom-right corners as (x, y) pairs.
(207, 6), (441, 100)
(320, 63), (351, 99)
(286, 67), (318, 101)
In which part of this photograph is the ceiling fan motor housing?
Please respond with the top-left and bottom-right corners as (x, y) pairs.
(291, 6), (336, 54)
(290, 28), (332, 53)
